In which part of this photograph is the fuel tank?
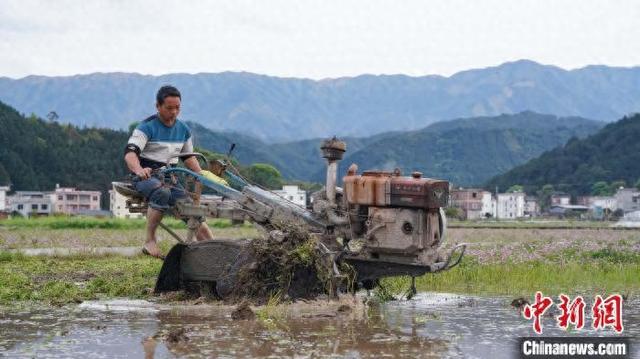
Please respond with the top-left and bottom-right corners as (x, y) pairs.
(343, 170), (449, 209)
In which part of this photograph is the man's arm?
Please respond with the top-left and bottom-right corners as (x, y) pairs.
(183, 156), (203, 173)
(124, 152), (152, 179)
(125, 125), (152, 179)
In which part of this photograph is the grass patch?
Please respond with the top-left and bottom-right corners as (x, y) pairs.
(448, 220), (616, 229)
(0, 251), (162, 305)
(0, 215), (240, 230)
(380, 255), (640, 298)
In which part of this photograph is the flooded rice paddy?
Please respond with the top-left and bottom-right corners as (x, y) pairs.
(1, 292), (637, 358)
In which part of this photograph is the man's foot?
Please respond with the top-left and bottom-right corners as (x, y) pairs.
(142, 241), (165, 260)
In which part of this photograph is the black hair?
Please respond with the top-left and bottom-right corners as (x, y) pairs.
(156, 85), (181, 105)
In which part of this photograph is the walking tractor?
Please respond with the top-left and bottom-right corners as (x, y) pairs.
(113, 138), (466, 300)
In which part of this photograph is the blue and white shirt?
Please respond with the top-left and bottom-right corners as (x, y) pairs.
(127, 114), (194, 169)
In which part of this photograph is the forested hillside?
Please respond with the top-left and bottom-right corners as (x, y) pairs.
(486, 113), (640, 196)
(307, 112), (602, 185)
(0, 101), (129, 192)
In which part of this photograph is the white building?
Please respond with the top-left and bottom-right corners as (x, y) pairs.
(578, 196), (617, 211)
(614, 188), (640, 213)
(273, 185), (306, 206)
(481, 191), (495, 218)
(496, 192), (526, 219)
(8, 191), (54, 217)
(109, 186), (143, 219)
(0, 186), (9, 212)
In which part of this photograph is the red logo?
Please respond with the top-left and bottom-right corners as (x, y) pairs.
(523, 291), (553, 334)
(592, 294), (624, 333)
(522, 292), (623, 334)
(557, 294), (586, 330)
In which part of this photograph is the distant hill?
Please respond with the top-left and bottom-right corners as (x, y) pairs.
(485, 113), (640, 196)
(0, 101), (129, 199)
(189, 122), (387, 180)
(1, 60), (639, 142)
(191, 112), (603, 186)
(308, 112), (603, 186)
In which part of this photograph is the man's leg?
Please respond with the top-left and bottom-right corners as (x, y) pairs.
(168, 181), (213, 242)
(134, 176), (171, 258)
(144, 207), (164, 257)
(196, 222), (214, 241)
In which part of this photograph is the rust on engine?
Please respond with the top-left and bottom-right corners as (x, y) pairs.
(344, 169), (449, 209)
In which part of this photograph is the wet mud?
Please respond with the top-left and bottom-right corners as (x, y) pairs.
(1, 293), (637, 358)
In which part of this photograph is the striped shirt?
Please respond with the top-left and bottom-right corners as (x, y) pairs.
(127, 114), (194, 169)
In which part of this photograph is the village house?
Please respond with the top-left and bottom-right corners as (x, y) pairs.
(576, 195), (617, 211)
(109, 187), (143, 219)
(53, 186), (101, 214)
(8, 191), (54, 217)
(0, 186), (11, 218)
(524, 196), (539, 217)
(450, 188), (490, 219)
(0, 186), (9, 212)
(548, 204), (590, 219)
(550, 193), (571, 206)
(614, 188), (640, 213)
(273, 185), (307, 206)
(496, 192), (526, 219)
(481, 191), (496, 218)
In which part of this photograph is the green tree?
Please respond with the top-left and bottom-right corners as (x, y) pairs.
(243, 163), (283, 189)
(536, 184), (555, 211)
(591, 181), (612, 196)
(128, 121), (140, 134)
(507, 185), (523, 193)
(444, 207), (462, 220)
(635, 178), (640, 191)
(196, 147), (241, 168)
(286, 180), (323, 192)
(0, 163), (10, 186)
(610, 180), (626, 192)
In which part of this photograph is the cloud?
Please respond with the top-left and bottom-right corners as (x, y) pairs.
(1, 0), (640, 79)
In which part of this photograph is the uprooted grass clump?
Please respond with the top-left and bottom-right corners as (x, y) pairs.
(222, 219), (346, 304)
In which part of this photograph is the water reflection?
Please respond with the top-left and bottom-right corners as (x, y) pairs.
(0, 292), (637, 358)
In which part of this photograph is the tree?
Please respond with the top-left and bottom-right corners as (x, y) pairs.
(610, 180), (626, 192)
(243, 163), (283, 189)
(444, 207), (462, 220)
(128, 121), (140, 134)
(591, 181), (611, 196)
(536, 184), (555, 211)
(507, 185), (523, 193)
(0, 163), (10, 186)
(636, 178), (640, 191)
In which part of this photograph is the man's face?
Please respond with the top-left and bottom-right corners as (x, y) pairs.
(156, 96), (181, 126)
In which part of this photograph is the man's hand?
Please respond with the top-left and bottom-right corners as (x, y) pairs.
(135, 167), (153, 179)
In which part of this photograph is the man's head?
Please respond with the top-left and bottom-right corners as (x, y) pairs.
(156, 85), (181, 126)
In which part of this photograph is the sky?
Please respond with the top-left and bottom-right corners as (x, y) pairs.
(1, 0), (639, 79)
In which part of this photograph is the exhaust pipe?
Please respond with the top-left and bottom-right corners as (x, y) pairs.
(320, 137), (346, 204)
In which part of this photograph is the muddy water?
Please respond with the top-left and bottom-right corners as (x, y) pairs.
(0, 293), (637, 358)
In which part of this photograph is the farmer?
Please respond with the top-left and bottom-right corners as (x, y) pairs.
(124, 85), (220, 258)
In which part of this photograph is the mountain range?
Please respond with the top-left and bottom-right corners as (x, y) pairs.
(1, 60), (638, 142)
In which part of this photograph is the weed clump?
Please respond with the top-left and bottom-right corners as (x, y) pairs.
(218, 220), (343, 304)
